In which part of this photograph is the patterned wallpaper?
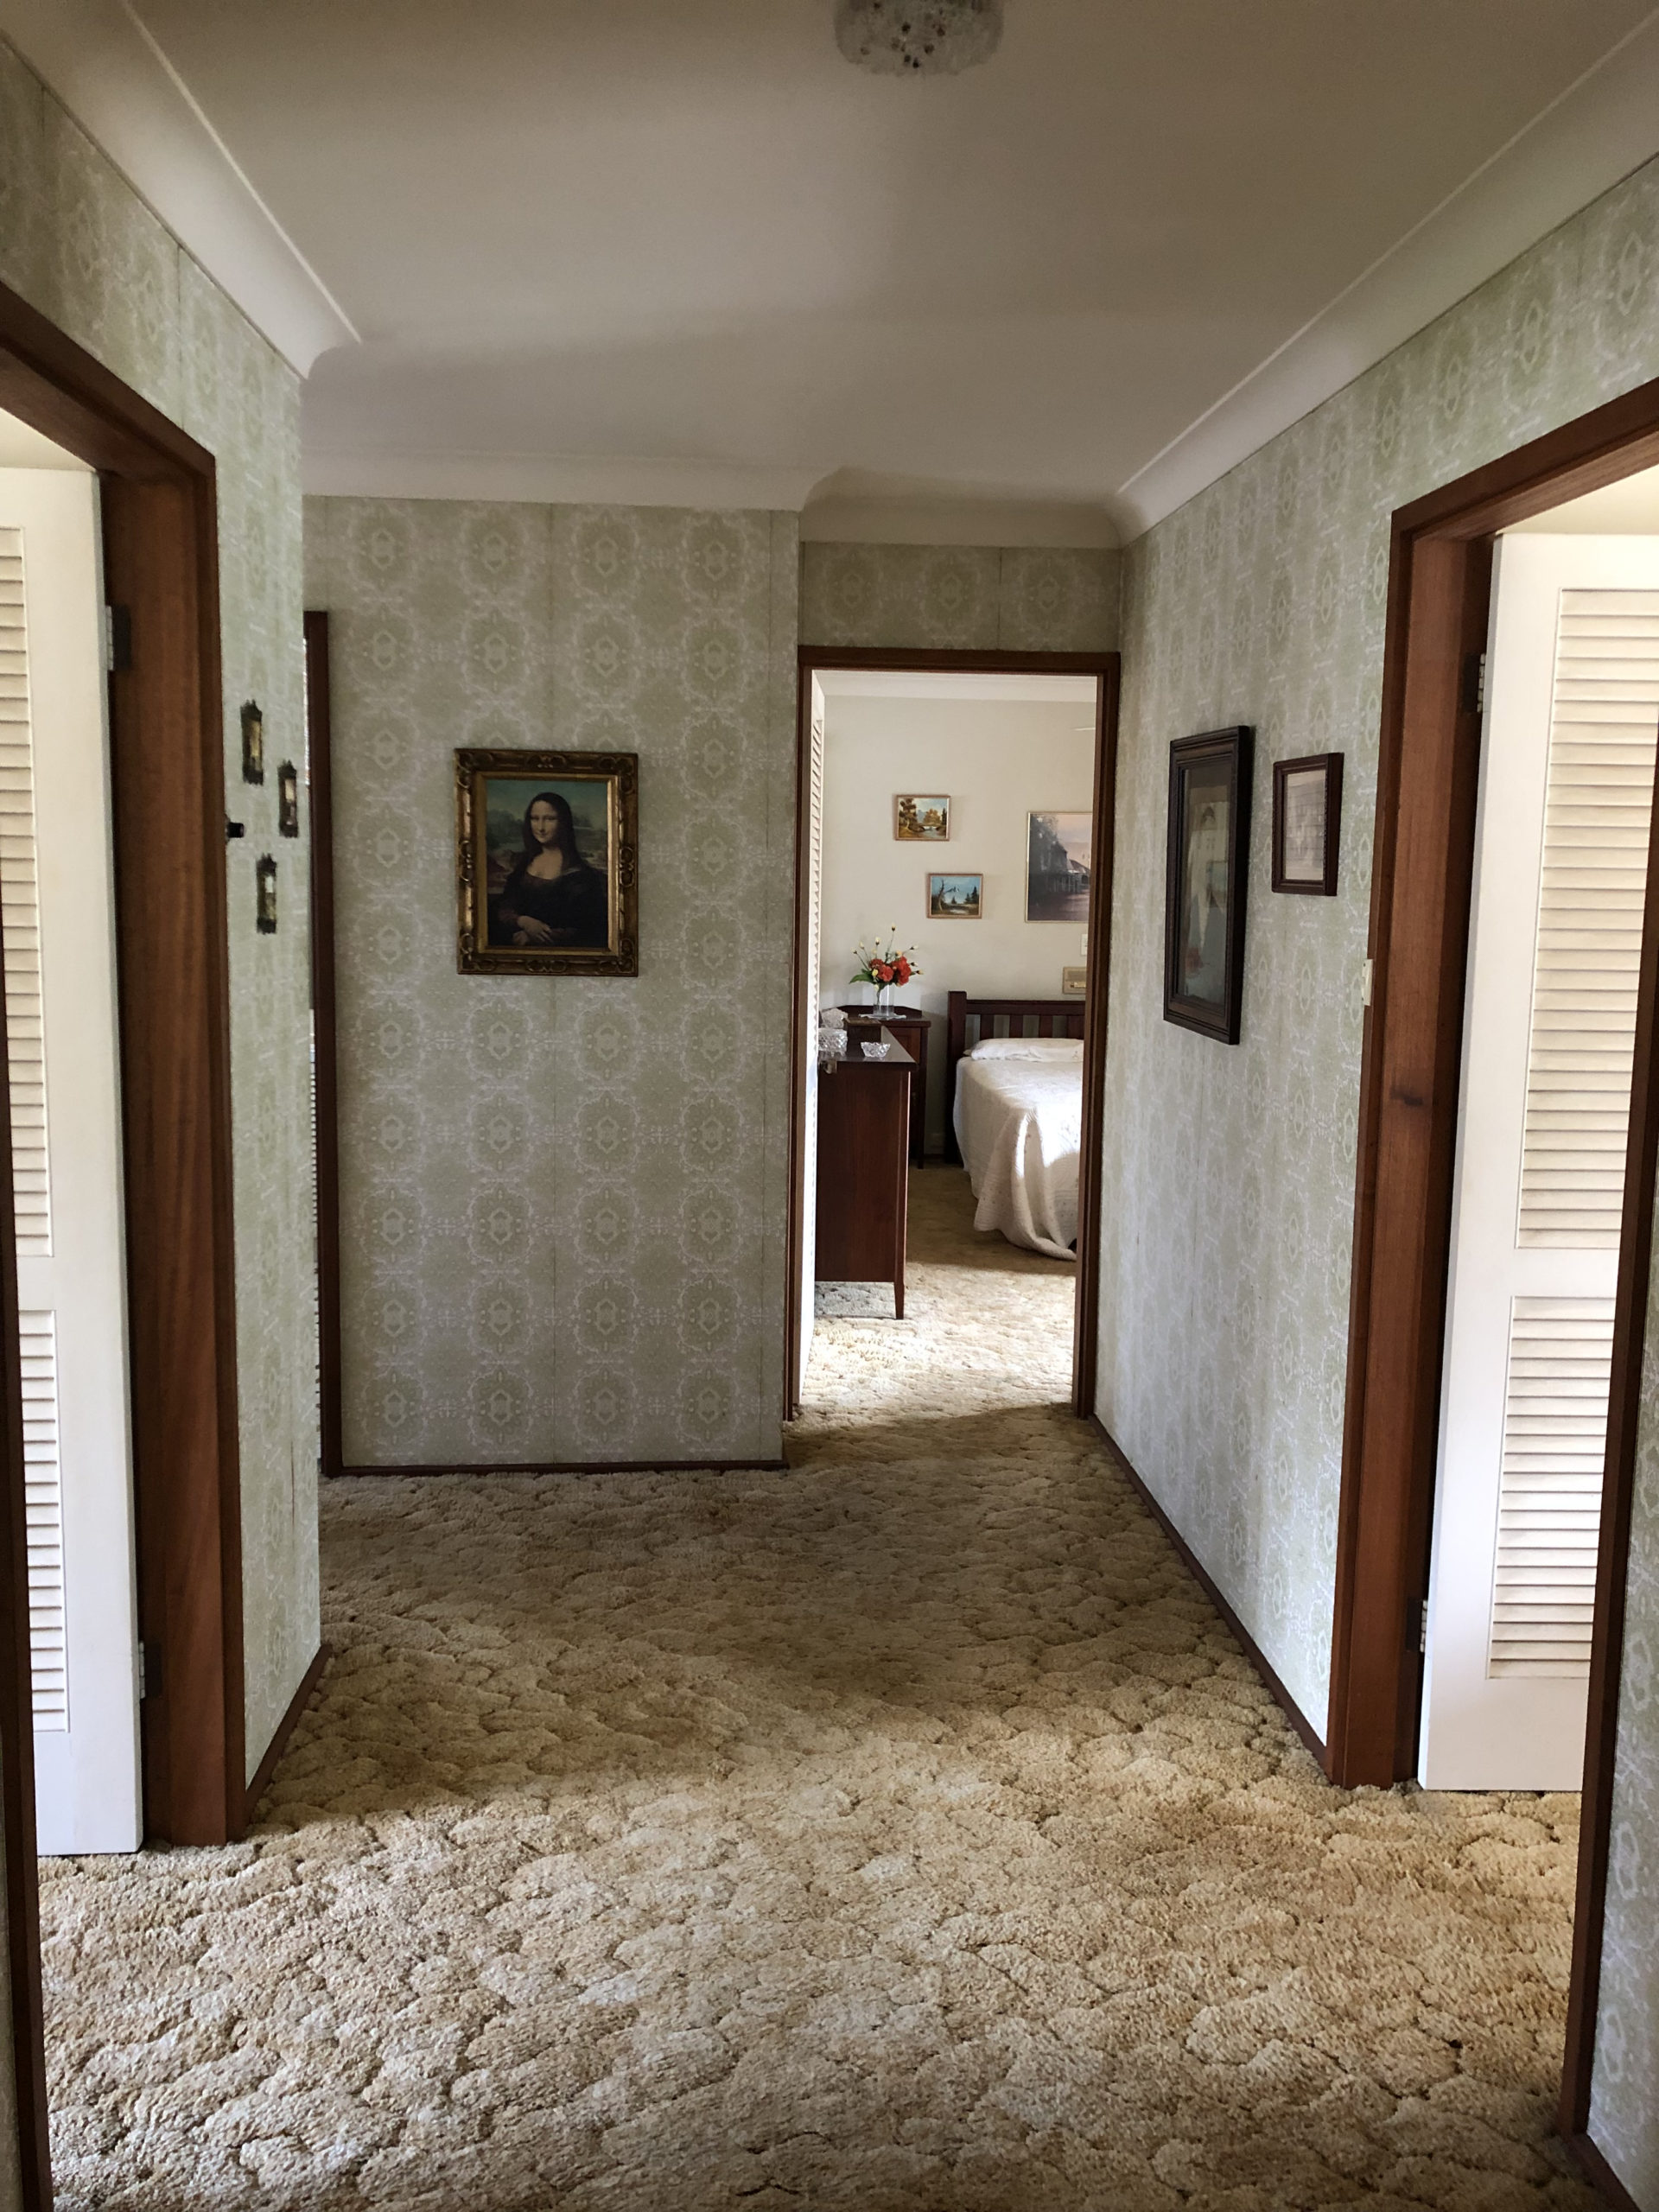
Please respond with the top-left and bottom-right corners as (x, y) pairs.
(800, 542), (1119, 651)
(0, 38), (319, 1784)
(1096, 152), (1659, 2199)
(1599, 1220), (1659, 2206)
(305, 498), (798, 1469)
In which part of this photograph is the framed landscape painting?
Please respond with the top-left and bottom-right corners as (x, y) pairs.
(927, 872), (982, 919)
(455, 748), (639, 976)
(894, 794), (950, 841)
(1026, 811), (1092, 922)
(1164, 727), (1252, 1043)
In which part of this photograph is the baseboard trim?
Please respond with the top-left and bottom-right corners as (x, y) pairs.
(1563, 2133), (1643, 2212)
(328, 1457), (790, 1478)
(243, 1643), (330, 1827)
(1088, 1414), (1327, 1767)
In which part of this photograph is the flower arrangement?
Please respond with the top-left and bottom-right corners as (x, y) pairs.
(851, 930), (922, 995)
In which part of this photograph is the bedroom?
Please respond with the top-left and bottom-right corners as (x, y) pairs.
(794, 663), (1109, 1406)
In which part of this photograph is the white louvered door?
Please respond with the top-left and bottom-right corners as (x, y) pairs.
(0, 471), (141, 1853)
(796, 675), (826, 1402)
(1422, 533), (1659, 1790)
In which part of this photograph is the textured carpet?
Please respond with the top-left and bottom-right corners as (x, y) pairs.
(41, 1172), (1592, 2209)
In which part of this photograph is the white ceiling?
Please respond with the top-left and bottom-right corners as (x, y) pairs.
(817, 670), (1097, 702)
(9, 0), (1659, 537)
(0, 410), (90, 471)
(1510, 462), (1659, 535)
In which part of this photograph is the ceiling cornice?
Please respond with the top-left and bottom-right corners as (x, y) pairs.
(1112, 7), (1659, 539)
(302, 445), (827, 514)
(0, 0), (357, 375)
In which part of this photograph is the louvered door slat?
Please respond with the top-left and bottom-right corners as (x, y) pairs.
(1516, 586), (1659, 1249)
(0, 533), (50, 1261)
(1489, 1295), (1615, 1678)
(19, 1311), (66, 1727)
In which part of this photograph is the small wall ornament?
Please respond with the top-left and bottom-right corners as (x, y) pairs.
(277, 760), (301, 838)
(256, 854), (277, 934)
(240, 699), (264, 785)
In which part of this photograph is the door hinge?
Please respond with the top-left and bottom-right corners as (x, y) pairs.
(104, 604), (131, 674)
(138, 1640), (161, 1700)
(1415, 1599), (1428, 1657)
(1360, 957), (1374, 1008)
(1461, 649), (1486, 717)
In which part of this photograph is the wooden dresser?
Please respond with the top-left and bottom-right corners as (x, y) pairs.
(836, 1003), (931, 1166)
(816, 1028), (914, 1317)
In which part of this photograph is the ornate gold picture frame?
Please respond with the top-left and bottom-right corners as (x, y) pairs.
(455, 747), (639, 976)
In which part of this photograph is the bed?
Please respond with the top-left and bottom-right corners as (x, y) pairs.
(945, 991), (1086, 1260)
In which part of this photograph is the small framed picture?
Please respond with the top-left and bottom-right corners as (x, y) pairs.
(1061, 964), (1087, 995)
(927, 872), (982, 920)
(240, 699), (264, 785)
(456, 747), (639, 976)
(1027, 810), (1092, 922)
(277, 760), (300, 838)
(255, 854), (277, 935)
(894, 794), (950, 841)
(1165, 726), (1253, 1044)
(1272, 752), (1343, 895)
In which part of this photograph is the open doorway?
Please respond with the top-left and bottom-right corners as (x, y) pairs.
(1323, 371), (1659, 2177)
(0, 410), (141, 1855)
(787, 648), (1119, 1422)
(1423, 483), (1659, 1794)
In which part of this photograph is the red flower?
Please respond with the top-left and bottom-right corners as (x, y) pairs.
(893, 957), (912, 984)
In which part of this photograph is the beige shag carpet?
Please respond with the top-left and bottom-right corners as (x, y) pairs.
(42, 1172), (1593, 2210)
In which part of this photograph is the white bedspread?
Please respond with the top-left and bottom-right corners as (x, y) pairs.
(952, 1047), (1082, 1260)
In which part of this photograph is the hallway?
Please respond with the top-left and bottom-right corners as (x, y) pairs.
(43, 1177), (1589, 2209)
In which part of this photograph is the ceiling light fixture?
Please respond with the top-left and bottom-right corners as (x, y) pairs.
(834, 0), (1003, 77)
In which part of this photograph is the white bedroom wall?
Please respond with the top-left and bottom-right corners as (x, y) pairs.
(819, 693), (1095, 1150)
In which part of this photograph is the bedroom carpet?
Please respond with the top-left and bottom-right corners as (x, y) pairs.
(41, 1171), (1591, 2210)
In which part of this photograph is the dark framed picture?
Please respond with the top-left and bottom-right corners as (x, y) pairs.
(1272, 752), (1343, 895)
(1026, 810), (1092, 922)
(455, 748), (639, 976)
(240, 699), (264, 785)
(894, 794), (950, 841)
(255, 854), (277, 935)
(927, 872), (982, 919)
(1164, 726), (1253, 1044)
(277, 760), (300, 838)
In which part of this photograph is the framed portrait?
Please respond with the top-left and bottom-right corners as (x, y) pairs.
(894, 794), (950, 841)
(927, 872), (982, 919)
(455, 748), (639, 976)
(1026, 810), (1092, 922)
(1272, 752), (1342, 895)
(1164, 726), (1253, 1044)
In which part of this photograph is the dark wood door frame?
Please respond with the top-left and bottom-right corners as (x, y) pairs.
(0, 275), (245, 1849)
(1323, 371), (1659, 2184)
(786, 646), (1121, 1421)
(306, 613), (344, 1478)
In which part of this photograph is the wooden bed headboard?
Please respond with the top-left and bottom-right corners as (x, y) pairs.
(944, 990), (1086, 1162)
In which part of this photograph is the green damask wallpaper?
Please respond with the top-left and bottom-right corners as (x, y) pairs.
(0, 38), (318, 1784)
(800, 542), (1119, 651)
(1098, 151), (1659, 2199)
(305, 497), (798, 1470)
